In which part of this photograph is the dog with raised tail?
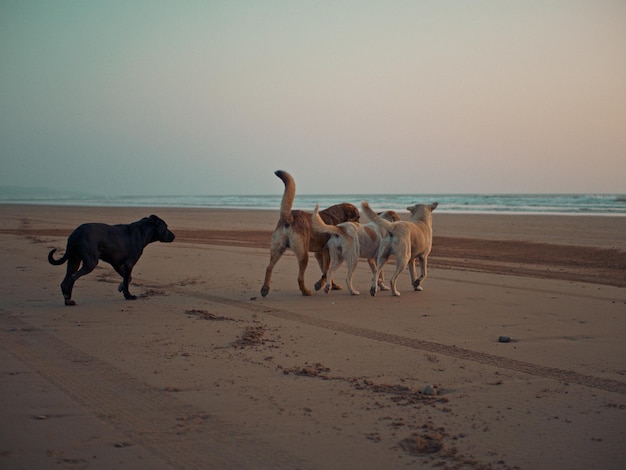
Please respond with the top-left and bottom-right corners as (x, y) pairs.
(312, 203), (400, 295)
(361, 200), (438, 297)
(260, 170), (360, 297)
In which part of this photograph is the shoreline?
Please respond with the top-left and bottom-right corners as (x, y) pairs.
(3, 200), (626, 218)
(2, 202), (626, 246)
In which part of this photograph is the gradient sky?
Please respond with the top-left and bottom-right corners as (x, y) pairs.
(1, 1), (625, 196)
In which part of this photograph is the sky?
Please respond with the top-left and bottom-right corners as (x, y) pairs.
(1, 1), (625, 196)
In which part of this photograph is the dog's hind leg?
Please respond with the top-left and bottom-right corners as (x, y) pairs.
(408, 258), (419, 290)
(345, 260), (360, 295)
(261, 249), (285, 297)
(389, 244), (410, 297)
(295, 250), (312, 296)
(313, 252), (327, 291)
(289, 231), (313, 296)
(342, 240), (360, 295)
(369, 256), (384, 297)
(370, 237), (393, 296)
(388, 260), (406, 297)
(261, 235), (288, 297)
(60, 257), (81, 305)
(314, 251), (342, 291)
(325, 245), (346, 294)
(62, 256), (97, 306)
(369, 258), (390, 291)
(412, 255), (428, 291)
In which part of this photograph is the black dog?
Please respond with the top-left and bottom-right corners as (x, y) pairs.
(48, 215), (175, 305)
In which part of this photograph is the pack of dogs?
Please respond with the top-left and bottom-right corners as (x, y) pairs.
(48, 170), (437, 305)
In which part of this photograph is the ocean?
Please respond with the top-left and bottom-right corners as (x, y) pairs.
(1, 189), (625, 216)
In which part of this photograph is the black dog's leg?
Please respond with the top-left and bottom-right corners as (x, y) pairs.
(62, 256), (98, 306)
(61, 257), (81, 306)
(113, 264), (137, 300)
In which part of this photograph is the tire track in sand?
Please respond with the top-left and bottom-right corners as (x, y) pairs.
(0, 311), (305, 470)
(180, 290), (626, 396)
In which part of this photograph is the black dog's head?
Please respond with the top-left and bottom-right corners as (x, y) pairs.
(149, 215), (176, 243)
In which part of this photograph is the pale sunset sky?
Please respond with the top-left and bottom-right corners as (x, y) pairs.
(1, 1), (625, 196)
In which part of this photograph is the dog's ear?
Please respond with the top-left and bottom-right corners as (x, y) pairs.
(430, 202), (439, 211)
(149, 215), (162, 223)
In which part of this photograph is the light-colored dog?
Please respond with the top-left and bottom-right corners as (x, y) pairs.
(260, 170), (360, 297)
(361, 200), (438, 297)
(312, 204), (400, 295)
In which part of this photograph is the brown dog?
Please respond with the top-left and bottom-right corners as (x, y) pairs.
(260, 170), (360, 297)
(362, 200), (438, 297)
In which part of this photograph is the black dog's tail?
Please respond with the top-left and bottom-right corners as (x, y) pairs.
(48, 249), (68, 266)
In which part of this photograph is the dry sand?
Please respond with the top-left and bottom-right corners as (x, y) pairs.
(1, 204), (625, 469)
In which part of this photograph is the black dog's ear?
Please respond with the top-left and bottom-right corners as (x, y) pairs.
(149, 215), (160, 223)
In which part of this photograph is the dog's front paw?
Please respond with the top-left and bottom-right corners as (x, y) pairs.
(314, 280), (323, 291)
(64, 299), (76, 306)
(331, 282), (342, 291)
(379, 283), (390, 291)
(124, 294), (138, 300)
(414, 285), (424, 292)
(369, 287), (377, 297)
(260, 286), (270, 297)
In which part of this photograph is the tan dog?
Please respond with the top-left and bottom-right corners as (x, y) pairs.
(361, 200), (438, 297)
(312, 204), (400, 295)
(260, 171), (360, 297)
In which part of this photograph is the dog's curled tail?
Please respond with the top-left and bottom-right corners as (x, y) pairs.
(361, 201), (394, 232)
(275, 170), (295, 225)
(48, 249), (68, 266)
(312, 204), (343, 236)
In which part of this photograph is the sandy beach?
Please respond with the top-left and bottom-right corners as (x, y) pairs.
(1, 204), (625, 469)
